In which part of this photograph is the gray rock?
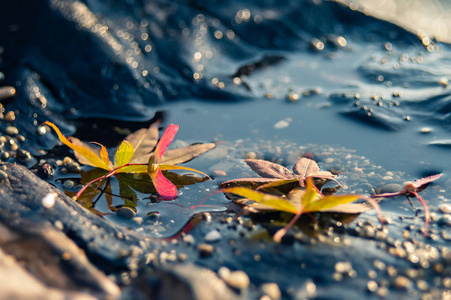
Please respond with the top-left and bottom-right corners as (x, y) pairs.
(0, 163), (139, 298)
(123, 263), (238, 300)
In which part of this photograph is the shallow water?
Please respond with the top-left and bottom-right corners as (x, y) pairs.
(1, 0), (451, 299)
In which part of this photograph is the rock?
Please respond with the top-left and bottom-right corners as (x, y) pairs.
(123, 263), (237, 300)
(197, 244), (214, 257)
(379, 183), (402, 194)
(439, 204), (451, 214)
(0, 162), (148, 298)
(218, 267), (250, 290)
(205, 230), (222, 242)
(260, 282), (281, 300)
(0, 248), (97, 300)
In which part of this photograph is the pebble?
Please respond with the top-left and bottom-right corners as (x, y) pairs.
(4, 111), (15, 122)
(273, 120), (290, 129)
(0, 86), (16, 100)
(213, 170), (227, 177)
(42, 193), (57, 209)
(437, 215), (451, 227)
(67, 162), (81, 173)
(205, 230), (222, 242)
(246, 151), (257, 159)
(393, 276), (411, 290)
(286, 92), (300, 102)
(335, 261), (353, 273)
(218, 267), (250, 290)
(5, 126), (18, 136)
(260, 282), (281, 300)
(0, 170), (8, 180)
(379, 183), (402, 194)
(116, 207), (136, 219)
(16, 149), (31, 160)
(367, 280), (378, 293)
(182, 234), (195, 245)
(439, 203), (451, 214)
(63, 180), (75, 189)
(197, 243), (214, 257)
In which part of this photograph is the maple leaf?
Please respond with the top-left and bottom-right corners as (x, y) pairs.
(371, 173), (442, 236)
(223, 178), (364, 242)
(44, 121), (214, 199)
(221, 157), (339, 191)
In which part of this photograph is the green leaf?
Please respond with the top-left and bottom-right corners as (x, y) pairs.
(114, 141), (134, 167)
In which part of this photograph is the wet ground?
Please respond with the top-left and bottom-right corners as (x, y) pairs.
(0, 0), (450, 299)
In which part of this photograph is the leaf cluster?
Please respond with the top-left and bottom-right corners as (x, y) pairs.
(220, 157), (379, 241)
(45, 121), (215, 200)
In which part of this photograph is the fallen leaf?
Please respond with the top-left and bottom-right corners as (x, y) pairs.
(221, 157), (338, 191)
(372, 173), (442, 236)
(223, 178), (365, 242)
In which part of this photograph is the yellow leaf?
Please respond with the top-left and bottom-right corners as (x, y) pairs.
(116, 164), (148, 173)
(304, 194), (362, 213)
(114, 141), (134, 167)
(159, 164), (210, 178)
(302, 177), (320, 207)
(223, 187), (298, 214)
(45, 121), (110, 170)
(91, 142), (110, 167)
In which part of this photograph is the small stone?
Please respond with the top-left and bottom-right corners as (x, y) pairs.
(5, 126), (18, 136)
(420, 127), (432, 134)
(367, 280), (378, 293)
(0, 86), (16, 100)
(335, 261), (352, 273)
(16, 149), (31, 160)
(379, 183), (402, 194)
(42, 193), (57, 209)
(116, 207), (136, 219)
(218, 267), (250, 290)
(4, 111), (15, 122)
(393, 276), (411, 290)
(182, 234), (195, 245)
(197, 243), (214, 257)
(0, 170), (8, 180)
(260, 282), (281, 300)
(286, 92), (300, 102)
(1, 151), (9, 160)
(437, 215), (451, 227)
(63, 180), (75, 189)
(273, 120), (290, 129)
(67, 162), (81, 173)
(213, 170), (227, 177)
(205, 230), (221, 242)
(246, 152), (257, 159)
(439, 204), (451, 214)
(132, 217), (143, 225)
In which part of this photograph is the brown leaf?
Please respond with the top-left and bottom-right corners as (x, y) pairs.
(245, 159), (294, 179)
(161, 143), (216, 165)
(126, 123), (160, 163)
(292, 157), (337, 186)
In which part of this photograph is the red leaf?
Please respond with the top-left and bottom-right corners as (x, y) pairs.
(412, 173), (442, 189)
(154, 124), (179, 163)
(149, 166), (178, 200)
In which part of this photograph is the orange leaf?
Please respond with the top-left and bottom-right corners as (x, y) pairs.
(45, 121), (110, 170)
